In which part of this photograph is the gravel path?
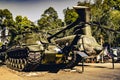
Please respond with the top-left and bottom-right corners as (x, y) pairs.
(0, 63), (120, 80)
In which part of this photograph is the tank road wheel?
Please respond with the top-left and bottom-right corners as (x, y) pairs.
(12, 59), (16, 68)
(14, 59), (17, 64)
(17, 59), (20, 64)
(5, 59), (9, 66)
(11, 58), (14, 63)
(9, 58), (12, 62)
(14, 63), (17, 68)
(65, 53), (82, 69)
(21, 64), (25, 70)
(23, 59), (27, 64)
(20, 59), (27, 71)
(18, 64), (21, 70)
(20, 59), (23, 64)
(7, 59), (10, 66)
(7, 58), (12, 69)
(11, 62), (13, 67)
(5, 59), (8, 64)
(10, 59), (12, 67)
(16, 64), (19, 69)
(9, 58), (12, 67)
(12, 59), (15, 67)
(17, 59), (20, 69)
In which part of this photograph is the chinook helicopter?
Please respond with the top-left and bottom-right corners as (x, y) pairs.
(48, 6), (102, 62)
(0, 6), (104, 71)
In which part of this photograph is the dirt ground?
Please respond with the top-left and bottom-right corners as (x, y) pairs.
(0, 63), (120, 80)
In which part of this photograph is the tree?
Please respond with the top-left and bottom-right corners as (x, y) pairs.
(77, 0), (120, 46)
(104, 0), (120, 10)
(63, 8), (78, 25)
(6, 15), (38, 45)
(0, 9), (14, 44)
(0, 9), (39, 45)
(37, 7), (63, 33)
(109, 10), (120, 46)
(15, 16), (38, 33)
(62, 8), (78, 36)
(0, 9), (13, 28)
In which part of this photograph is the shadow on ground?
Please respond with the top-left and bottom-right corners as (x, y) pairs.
(32, 64), (67, 73)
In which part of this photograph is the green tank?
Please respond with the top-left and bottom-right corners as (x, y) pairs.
(5, 32), (80, 71)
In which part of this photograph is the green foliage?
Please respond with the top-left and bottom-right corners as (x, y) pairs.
(0, 9), (14, 45)
(109, 10), (120, 30)
(104, 0), (120, 10)
(37, 7), (63, 33)
(44, 7), (58, 19)
(63, 8), (78, 36)
(0, 9), (12, 20)
(0, 9), (39, 45)
(0, 9), (13, 26)
(63, 8), (78, 25)
(77, 0), (120, 46)
(2, 9), (13, 19)
(15, 16), (22, 23)
(15, 16), (32, 33)
(8, 15), (39, 45)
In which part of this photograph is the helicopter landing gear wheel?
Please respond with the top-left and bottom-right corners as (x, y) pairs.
(65, 53), (82, 69)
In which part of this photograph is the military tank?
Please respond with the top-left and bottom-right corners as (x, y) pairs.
(4, 32), (60, 71)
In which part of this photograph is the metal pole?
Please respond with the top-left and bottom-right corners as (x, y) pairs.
(101, 54), (104, 63)
(112, 57), (114, 69)
(100, 35), (104, 63)
(82, 58), (84, 72)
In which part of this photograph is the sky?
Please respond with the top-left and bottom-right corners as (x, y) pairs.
(0, 0), (84, 22)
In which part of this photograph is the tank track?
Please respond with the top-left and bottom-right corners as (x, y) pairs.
(5, 48), (39, 71)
